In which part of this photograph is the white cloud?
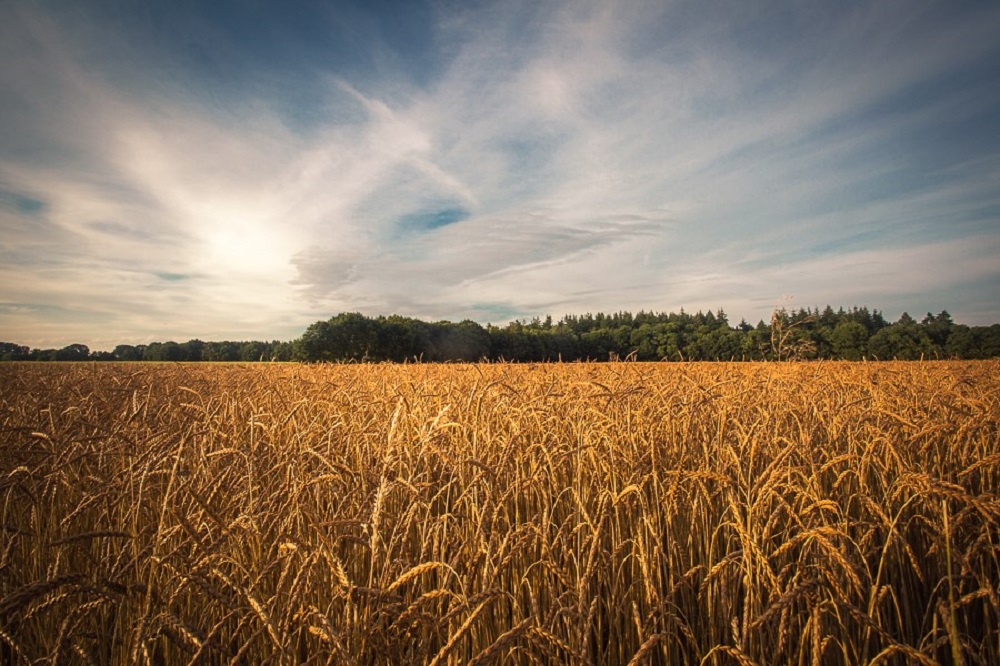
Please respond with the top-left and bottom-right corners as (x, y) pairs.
(2, 0), (999, 348)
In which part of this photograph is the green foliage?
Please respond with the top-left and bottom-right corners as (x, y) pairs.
(287, 307), (996, 363)
(143, 341), (185, 362)
(112, 344), (145, 361)
(3, 307), (999, 363)
(868, 313), (937, 360)
(830, 321), (868, 361)
(0, 342), (30, 361)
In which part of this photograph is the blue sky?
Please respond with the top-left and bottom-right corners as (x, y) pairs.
(2, 0), (999, 350)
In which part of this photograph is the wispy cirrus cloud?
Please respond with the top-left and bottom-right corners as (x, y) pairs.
(1, 0), (999, 349)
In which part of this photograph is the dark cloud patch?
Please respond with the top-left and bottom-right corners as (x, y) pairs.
(1, 191), (46, 215)
(397, 207), (469, 232)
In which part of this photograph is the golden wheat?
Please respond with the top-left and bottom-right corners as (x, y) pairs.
(0, 360), (997, 663)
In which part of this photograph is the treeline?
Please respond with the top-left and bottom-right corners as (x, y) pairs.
(294, 308), (1000, 362)
(4, 306), (1000, 363)
(0, 339), (294, 363)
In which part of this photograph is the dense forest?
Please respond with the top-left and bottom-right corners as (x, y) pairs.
(3, 306), (1000, 363)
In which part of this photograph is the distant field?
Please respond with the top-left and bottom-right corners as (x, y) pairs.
(1, 361), (998, 664)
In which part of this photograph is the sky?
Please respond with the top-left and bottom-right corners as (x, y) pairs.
(2, 0), (999, 350)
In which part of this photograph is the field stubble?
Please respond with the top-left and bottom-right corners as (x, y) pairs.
(0, 361), (998, 665)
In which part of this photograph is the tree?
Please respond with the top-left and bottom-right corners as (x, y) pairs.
(830, 321), (868, 361)
(203, 341), (241, 362)
(376, 316), (425, 361)
(54, 344), (90, 361)
(868, 314), (936, 360)
(294, 321), (334, 362)
(182, 339), (205, 362)
(770, 308), (816, 361)
(268, 341), (295, 362)
(0, 342), (30, 361)
(432, 321), (490, 361)
(327, 313), (378, 360)
(144, 341), (186, 361)
(944, 325), (977, 359)
(921, 311), (954, 351)
(698, 328), (743, 360)
(113, 344), (144, 361)
(239, 341), (268, 362)
(740, 321), (770, 360)
(977, 324), (1000, 358)
(630, 324), (661, 360)
(818, 305), (838, 329)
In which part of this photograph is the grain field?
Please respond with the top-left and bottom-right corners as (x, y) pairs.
(1, 361), (998, 664)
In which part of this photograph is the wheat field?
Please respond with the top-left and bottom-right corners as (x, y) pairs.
(1, 361), (998, 664)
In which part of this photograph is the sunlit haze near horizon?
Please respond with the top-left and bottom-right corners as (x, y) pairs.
(2, 0), (999, 350)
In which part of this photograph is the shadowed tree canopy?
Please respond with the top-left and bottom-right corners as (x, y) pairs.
(4, 307), (999, 363)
